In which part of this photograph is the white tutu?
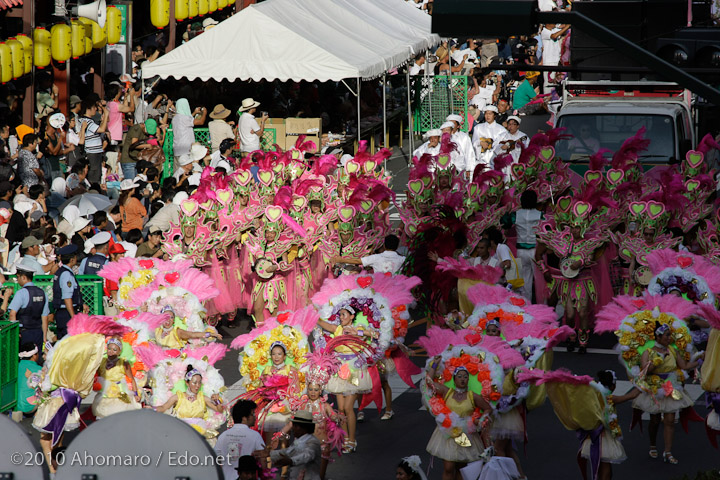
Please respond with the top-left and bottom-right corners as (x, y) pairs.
(491, 408), (524, 442)
(92, 395), (141, 419)
(33, 396), (81, 434)
(580, 430), (627, 464)
(632, 389), (694, 415)
(426, 426), (487, 463)
(326, 367), (372, 395)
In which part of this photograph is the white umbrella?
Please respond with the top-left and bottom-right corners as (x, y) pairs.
(59, 193), (114, 216)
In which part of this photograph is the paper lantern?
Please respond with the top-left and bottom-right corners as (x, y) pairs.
(15, 34), (32, 75)
(175, 0), (189, 21)
(218, 0), (228, 8)
(106, 6), (122, 45)
(6, 38), (24, 79)
(208, 0), (217, 12)
(50, 23), (72, 63)
(151, 0), (170, 29)
(71, 20), (85, 58)
(33, 28), (51, 69)
(188, 0), (199, 18)
(198, 0), (209, 16)
(0, 43), (11, 84)
(78, 17), (106, 49)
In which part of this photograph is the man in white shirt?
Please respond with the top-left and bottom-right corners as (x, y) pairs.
(268, 411), (322, 480)
(495, 115), (530, 174)
(540, 23), (570, 91)
(412, 129), (441, 162)
(209, 138), (235, 173)
(361, 235), (405, 274)
(215, 400), (266, 480)
(446, 113), (477, 176)
(408, 53), (426, 76)
(440, 121), (467, 173)
(238, 98), (267, 155)
(472, 105), (507, 158)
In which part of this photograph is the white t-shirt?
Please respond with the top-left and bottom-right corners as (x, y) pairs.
(238, 112), (261, 152)
(215, 423), (265, 480)
(361, 250), (406, 274)
(119, 241), (138, 258)
(541, 27), (563, 67)
(408, 62), (423, 76)
(172, 114), (196, 157)
(209, 150), (233, 172)
(492, 243), (512, 266)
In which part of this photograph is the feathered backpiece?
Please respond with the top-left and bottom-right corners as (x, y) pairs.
(231, 306), (319, 350)
(646, 249), (720, 303)
(594, 292), (697, 333)
(67, 314), (131, 337)
(435, 256), (504, 283)
(417, 325), (470, 357)
(611, 127), (650, 170)
(133, 342), (168, 371)
(466, 282), (513, 306)
(303, 349), (342, 387)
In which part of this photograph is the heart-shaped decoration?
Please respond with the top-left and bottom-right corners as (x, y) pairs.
(338, 206), (355, 222)
(629, 202), (646, 216)
(468, 183), (478, 197)
(405, 224), (417, 235)
(685, 150), (704, 168)
(584, 171), (601, 183)
(139, 259), (154, 269)
(630, 299), (645, 309)
(291, 150), (302, 160)
(258, 170), (274, 187)
(199, 200), (213, 211)
(509, 296), (526, 307)
(166, 349), (181, 358)
(359, 200), (374, 214)
(265, 205), (283, 223)
(685, 179), (700, 192)
(557, 196), (572, 212)
(181, 199), (199, 217)
(646, 201), (665, 219)
(606, 169), (624, 185)
(421, 176), (433, 187)
(357, 276), (373, 288)
(511, 164), (525, 179)
(638, 255), (646, 264)
(235, 170), (251, 186)
(677, 256), (693, 268)
(539, 146), (555, 162)
(164, 272), (180, 284)
(293, 196), (307, 210)
(573, 201), (591, 217)
(273, 163), (284, 173)
(216, 188), (233, 206)
(621, 248), (632, 258)
(436, 154), (451, 168)
(526, 154), (537, 166)
(384, 272), (392, 277)
(345, 160), (360, 175)
(408, 179), (424, 195)
(121, 309), (139, 319)
(363, 160), (376, 173)
(277, 312), (291, 323)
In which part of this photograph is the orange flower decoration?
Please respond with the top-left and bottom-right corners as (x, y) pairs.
(442, 417), (452, 428)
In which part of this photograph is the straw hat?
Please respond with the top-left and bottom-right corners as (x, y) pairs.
(238, 98), (260, 112)
(209, 104), (231, 119)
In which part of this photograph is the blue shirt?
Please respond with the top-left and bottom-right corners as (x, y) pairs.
(18, 256), (45, 276)
(58, 270), (78, 300)
(8, 282), (50, 317)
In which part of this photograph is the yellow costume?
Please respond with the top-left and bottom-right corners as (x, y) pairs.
(92, 357), (140, 418)
(426, 389), (486, 462)
(155, 326), (185, 349)
(632, 348), (694, 414)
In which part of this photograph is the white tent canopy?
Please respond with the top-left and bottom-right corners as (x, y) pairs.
(142, 0), (440, 82)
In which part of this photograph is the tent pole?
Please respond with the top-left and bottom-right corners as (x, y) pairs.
(382, 73), (387, 151)
(357, 77), (361, 148)
(406, 70), (413, 157)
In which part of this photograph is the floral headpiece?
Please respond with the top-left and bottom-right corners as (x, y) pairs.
(107, 337), (123, 350)
(185, 368), (203, 382)
(270, 340), (287, 353)
(654, 323), (670, 336)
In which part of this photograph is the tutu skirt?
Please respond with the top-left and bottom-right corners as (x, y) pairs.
(491, 408), (524, 442)
(33, 396), (81, 434)
(426, 426), (486, 463)
(326, 366), (372, 395)
(92, 395), (141, 419)
(580, 430), (627, 464)
(632, 389), (694, 415)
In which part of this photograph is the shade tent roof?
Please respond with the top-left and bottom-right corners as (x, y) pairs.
(142, 0), (440, 82)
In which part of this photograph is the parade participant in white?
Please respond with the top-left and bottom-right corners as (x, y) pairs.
(446, 114), (477, 175)
(472, 105), (507, 158)
(413, 129), (442, 164)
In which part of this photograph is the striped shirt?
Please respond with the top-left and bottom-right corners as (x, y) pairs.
(80, 117), (104, 154)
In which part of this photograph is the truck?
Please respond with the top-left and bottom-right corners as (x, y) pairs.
(553, 81), (696, 170)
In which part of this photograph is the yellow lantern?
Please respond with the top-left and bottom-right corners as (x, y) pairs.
(33, 28), (51, 69)
(50, 23), (72, 63)
(77, 18), (104, 51)
(175, 0), (189, 21)
(106, 6), (122, 45)
(15, 34), (32, 75)
(151, 0), (170, 29)
(71, 20), (85, 58)
(209, 0), (217, 12)
(189, 0), (199, 18)
(7, 38), (24, 79)
(0, 43), (12, 84)
(198, 0), (209, 16)
(218, 0), (228, 8)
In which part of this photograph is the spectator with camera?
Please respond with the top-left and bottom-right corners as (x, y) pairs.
(78, 98), (109, 184)
(238, 98), (267, 156)
(172, 98), (207, 160)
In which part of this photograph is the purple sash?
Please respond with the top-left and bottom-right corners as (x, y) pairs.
(44, 388), (81, 446)
(576, 425), (603, 480)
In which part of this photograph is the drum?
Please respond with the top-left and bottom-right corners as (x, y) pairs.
(255, 257), (275, 280)
(633, 265), (652, 286)
(560, 257), (581, 278)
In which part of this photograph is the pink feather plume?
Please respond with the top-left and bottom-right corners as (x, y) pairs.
(467, 283), (512, 306)
(66, 314), (131, 337)
(696, 133), (720, 155)
(417, 326), (470, 357)
(517, 368), (594, 386)
(282, 213), (308, 238)
(478, 335), (525, 368)
(435, 257), (503, 283)
(184, 343), (227, 366)
(134, 343), (169, 370)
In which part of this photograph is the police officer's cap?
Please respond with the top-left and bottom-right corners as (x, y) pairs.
(57, 244), (79, 255)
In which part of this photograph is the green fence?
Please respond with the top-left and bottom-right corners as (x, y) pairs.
(0, 321), (19, 412)
(2, 275), (105, 318)
(412, 75), (468, 134)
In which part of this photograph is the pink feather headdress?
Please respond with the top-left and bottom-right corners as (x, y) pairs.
(66, 314), (131, 337)
(646, 249), (720, 294)
(231, 306), (319, 350)
(595, 292), (697, 333)
(435, 257), (503, 283)
(517, 368), (594, 386)
(184, 343), (227, 366)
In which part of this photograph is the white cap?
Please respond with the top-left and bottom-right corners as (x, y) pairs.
(172, 192), (189, 205)
(72, 217), (91, 233)
(190, 143), (208, 162)
(178, 154), (194, 166)
(425, 129), (442, 137)
(120, 179), (139, 190)
(202, 18), (219, 28)
(507, 115), (521, 124)
(90, 231), (111, 245)
(446, 114), (464, 125)
(84, 239), (95, 254)
(484, 105), (499, 113)
(14, 202), (33, 215)
(439, 121), (454, 131)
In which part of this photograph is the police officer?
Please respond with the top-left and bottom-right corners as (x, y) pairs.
(8, 266), (50, 353)
(52, 244), (84, 339)
(80, 231), (111, 275)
